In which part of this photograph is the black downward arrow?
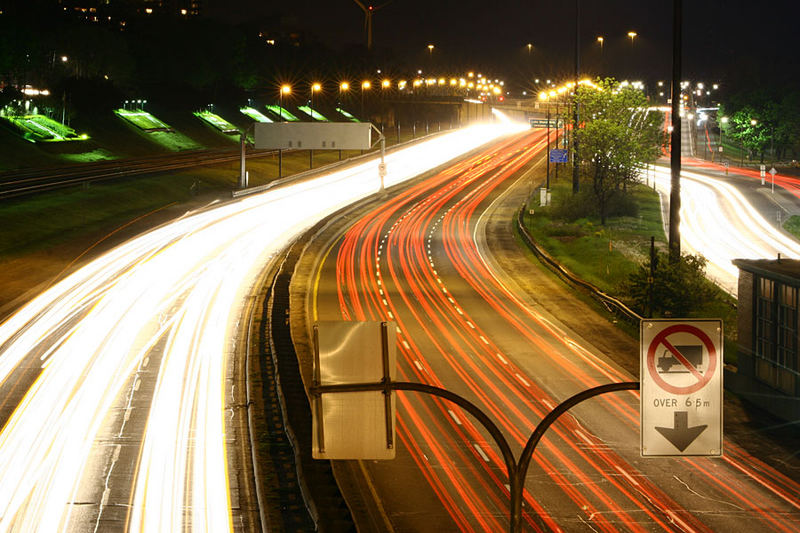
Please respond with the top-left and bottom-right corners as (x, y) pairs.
(655, 411), (707, 452)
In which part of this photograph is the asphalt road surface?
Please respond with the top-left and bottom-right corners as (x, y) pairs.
(309, 129), (800, 531)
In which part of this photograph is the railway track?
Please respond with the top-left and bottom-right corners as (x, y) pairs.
(0, 147), (278, 199)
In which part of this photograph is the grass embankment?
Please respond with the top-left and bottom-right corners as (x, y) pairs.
(522, 179), (739, 364)
(0, 125), (440, 310)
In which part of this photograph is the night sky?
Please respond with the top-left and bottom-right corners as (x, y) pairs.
(207, 0), (800, 88)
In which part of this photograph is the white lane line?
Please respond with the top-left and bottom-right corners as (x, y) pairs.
(387, 312), (394, 319)
(515, 373), (530, 387)
(542, 399), (555, 411)
(414, 360), (424, 371)
(382, 299), (388, 306)
(496, 353), (508, 365)
(615, 465), (640, 486)
(574, 429), (594, 446)
(479, 336), (489, 345)
(473, 443), (490, 462)
(402, 340), (411, 350)
(456, 307), (463, 315)
(466, 321), (475, 329)
(448, 410), (462, 425)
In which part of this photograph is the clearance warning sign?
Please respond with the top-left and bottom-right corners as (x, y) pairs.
(640, 319), (723, 457)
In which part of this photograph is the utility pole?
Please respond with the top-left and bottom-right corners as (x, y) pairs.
(572, 0), (581, 193)
(668, 0), (682, 262)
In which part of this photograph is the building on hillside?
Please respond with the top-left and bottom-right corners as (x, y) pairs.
(731, 258), (800, 421)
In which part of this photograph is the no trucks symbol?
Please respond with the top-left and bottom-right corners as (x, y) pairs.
(646, 324), (718, 395)
(640, 320), (723, 457)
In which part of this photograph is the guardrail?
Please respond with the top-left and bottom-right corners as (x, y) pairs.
(516, 206), (643, 324)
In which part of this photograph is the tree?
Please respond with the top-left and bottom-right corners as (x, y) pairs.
(625, 252), (719, 318)
(573, 79), (665, 224)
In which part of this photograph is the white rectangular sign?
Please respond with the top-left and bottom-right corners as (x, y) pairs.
(640, 319), (723, 456)
(254, 122), (372, 150)
(312, 321), (396, 460)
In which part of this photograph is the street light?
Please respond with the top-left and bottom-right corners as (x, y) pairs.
(428, 44), (434, 56)
(361, 80), (371, 119)
(278, 84), (291, 178)
(279, 84), (291, 122)
(310, 82), (321, 119)
(596, 36), (604, 51)
(309, 82), (322, 168)
(526, 43), (533, 55)
(627, 31), (637, 44)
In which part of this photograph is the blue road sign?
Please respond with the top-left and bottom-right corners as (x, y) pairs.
(549, 149), (568, 163)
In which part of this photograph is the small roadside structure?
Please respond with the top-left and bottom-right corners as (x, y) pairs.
(731, 258), (800, 421)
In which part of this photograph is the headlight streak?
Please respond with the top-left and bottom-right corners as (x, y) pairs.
(0, 123), (525, 531)
(652, 167), (800, 295)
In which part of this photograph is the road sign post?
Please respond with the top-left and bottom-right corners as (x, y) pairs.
(640, 319), (723, 456)
(770, 167), (777, 193)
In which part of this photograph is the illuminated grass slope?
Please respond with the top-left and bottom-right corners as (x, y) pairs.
(0, 114), (88, 143)
(193, 111), (239, 134)
(240, 107), (272, 123)
(297, 106), (329, 121)
(335, 107), (360, 122)
(265, 105), (300, 122)
(114, 109), (172, 131)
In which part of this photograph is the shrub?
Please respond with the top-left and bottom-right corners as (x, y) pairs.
(624, 252), (720, 317)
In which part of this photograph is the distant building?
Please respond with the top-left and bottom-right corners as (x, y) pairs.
(731, 258), (800, 421)
(56, 0), (200, 24)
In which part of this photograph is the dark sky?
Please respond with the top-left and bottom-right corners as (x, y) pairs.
(207, 1), (799, 88)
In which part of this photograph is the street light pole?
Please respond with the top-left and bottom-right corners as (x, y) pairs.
(668, 0), (682, 262)
(572, 0), (580, 194)
(279, 84), (291, 178)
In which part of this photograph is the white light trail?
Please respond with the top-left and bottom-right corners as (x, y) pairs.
(0, 123), (526, 531)
(653, 167), (800, 294)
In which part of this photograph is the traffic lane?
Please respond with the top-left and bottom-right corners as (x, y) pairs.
(314, 237), (462, 533)
(474, 170), (800, 530)
(359, 132), (677, 530)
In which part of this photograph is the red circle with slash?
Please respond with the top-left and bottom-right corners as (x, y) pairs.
(646, 324), (717, 395)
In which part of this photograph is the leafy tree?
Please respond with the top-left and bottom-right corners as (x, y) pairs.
(625, 252), (719, 318)
(573, 79), (665, 224)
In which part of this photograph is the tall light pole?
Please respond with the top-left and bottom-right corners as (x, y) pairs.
(279, 84), (291, 178)
(719, 115), (728, 156)
(596, 36), (604, 52)
(627, 31), (637, 45)
(527, 43), (533, 55)
(309, 82), (321, 168)
(668, 1), (681, 262)
(428, 44), (434, 57)
(361, 79), (371, 120)
(572, 0), (580, 193)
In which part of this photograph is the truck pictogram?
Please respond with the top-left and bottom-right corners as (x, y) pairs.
(656, 345), (703, 373)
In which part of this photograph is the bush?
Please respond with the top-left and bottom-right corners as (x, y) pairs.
(551, 188), (597, 221)
(624, 252), (720, 317)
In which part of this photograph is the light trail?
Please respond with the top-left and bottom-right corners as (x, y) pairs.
(652, 166), (800, 294)
(0, 122), (526, 531)
(327, 131), (800, 530)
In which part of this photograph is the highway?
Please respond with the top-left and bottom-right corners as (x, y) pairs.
(653, 164), (800, 294)
(0, 123), (523, 531)
(310, 129), (800, 530)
